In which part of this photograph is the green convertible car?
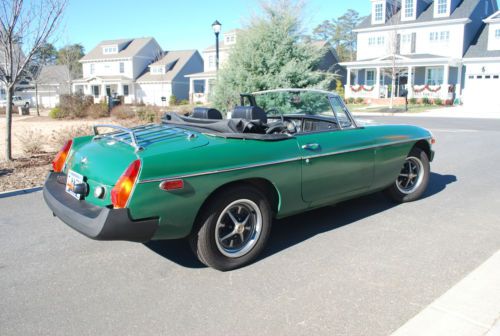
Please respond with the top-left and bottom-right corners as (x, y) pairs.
(43, 89), (435, 271)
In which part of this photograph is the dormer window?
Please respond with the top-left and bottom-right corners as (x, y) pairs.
(151, 66), (165, 74)
(404, 0), (414, 18)
(436, 0), (448, 16)
(496, 29), (500, 39)
(374, 3), (384, 22)
(102, 45), (118, 54)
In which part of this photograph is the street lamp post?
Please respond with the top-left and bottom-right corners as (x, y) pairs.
(212, 20), (222, 71)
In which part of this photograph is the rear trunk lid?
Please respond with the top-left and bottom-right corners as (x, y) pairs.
(64, 124), (208, 206)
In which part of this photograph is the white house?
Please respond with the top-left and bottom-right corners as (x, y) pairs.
(341, 0), (499, 105)
(136, 49), (204, 105)
(186, 29), (240, 104)
(463, 10), (500, 109)
(28, 65), (71, 108)
(72, 37), (203, 106)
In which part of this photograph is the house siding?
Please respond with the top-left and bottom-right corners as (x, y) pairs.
(171, 52), (204, 101)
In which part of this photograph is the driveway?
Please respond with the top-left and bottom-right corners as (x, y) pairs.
(1, 116), (499, 336)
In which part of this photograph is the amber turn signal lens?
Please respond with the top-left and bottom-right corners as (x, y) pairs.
(111, 160), (141, 209)
(52, 140), (73, 172)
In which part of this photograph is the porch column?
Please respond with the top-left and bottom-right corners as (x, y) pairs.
(456, 64), (463, 98)
(189, 77), (194, 103)
(117, 83), (123, 96)
(101, 84), (106, 101)
(345, 68), (351, 98)
(376, 67), (381, 98)
(443, 64), (450, 100)
(205, 78), (210, 100)
(407, 66), (413, 98)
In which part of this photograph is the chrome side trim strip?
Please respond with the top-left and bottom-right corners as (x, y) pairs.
(139, 157), (302, 184)
(139, 137), (430, 184)
(303, 137), (430, 160)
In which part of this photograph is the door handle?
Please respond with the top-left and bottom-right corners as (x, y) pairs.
(301, 143), (321, 151)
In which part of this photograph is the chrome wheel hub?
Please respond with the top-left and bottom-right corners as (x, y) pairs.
(215, 199), (262, 258)
(396, 156), (424, 194)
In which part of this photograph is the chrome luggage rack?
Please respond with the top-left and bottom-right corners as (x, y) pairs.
(93, 124), (195, 152)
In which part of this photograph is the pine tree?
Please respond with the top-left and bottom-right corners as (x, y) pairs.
(212, 0), (335, 112)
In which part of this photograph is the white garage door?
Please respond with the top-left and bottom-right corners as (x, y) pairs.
(463, 74), (500, 112)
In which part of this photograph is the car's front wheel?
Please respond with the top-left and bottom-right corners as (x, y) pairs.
(190, 185), (272, 271)
(384, 147), (430, 203)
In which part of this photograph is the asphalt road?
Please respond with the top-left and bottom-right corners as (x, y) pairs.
(1, 116), (500, 336)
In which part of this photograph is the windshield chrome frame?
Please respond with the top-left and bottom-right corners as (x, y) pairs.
(251, 88), (358, 129)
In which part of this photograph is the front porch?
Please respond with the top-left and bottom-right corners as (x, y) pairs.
(185, 71), (216, 104)
(342, 55), (463, 104)
(72, 76), (135, 104)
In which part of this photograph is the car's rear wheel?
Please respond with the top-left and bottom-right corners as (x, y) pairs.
(384, 147), (430, 203)
(190, 185), (272, 271)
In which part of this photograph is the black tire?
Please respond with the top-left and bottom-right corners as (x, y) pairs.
(384, 147), (430, 203)
(189, 185), (272, 271)
(24, 102), (29, 108)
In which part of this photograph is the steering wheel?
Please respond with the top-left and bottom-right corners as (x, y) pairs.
(265, 108), (284, 123)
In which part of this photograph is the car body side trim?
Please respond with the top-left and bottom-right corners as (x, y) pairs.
(139, 137), (431, 184)
(139, 157), (302, 184)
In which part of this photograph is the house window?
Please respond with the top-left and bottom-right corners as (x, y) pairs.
(208, 55), (215, 68)
(496, 29), (500, 39)
(405, 0), (414, 18)
(119, 62), (125, 74)
(103, 45), (118, 54)
(90, 63), (95, 75)
(437, 0), (447, 14)
(426, 67), (444, 85)
(366, 70), (376, 86)
(374, 3), (384, 22)
(401, 33), (411, 44)
(377, 36), (385, 45)
(440, 31), (450, 41)
(92, 85), (100, 97)
(123, 85), (129, 96)
(368, 37), (376, 45)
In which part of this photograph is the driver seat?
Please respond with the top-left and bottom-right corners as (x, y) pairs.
(231, 106), (267, 124)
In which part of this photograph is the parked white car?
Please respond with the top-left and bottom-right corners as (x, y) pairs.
(0, 96), (30, 108)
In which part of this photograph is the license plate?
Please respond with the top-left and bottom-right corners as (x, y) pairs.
(66, 169), (84, 200)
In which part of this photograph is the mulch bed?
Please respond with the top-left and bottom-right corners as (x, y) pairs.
(0, 153), (55, 192)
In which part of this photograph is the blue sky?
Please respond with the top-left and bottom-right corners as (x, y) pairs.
(61, 0), (372, 52)
(61, 0), (500, 53)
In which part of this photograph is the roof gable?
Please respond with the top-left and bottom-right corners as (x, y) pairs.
(81, 37), (159, 61)
(356, 0), (482, 30)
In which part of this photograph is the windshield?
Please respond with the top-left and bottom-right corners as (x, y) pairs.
(254, 91), (333, 117)
(254, 90), (354, 128)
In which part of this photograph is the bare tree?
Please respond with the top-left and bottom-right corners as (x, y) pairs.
(56, 43), (84, 94)
(0, 0), (67, 161)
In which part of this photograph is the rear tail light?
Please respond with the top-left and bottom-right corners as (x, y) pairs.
(52, 140), (73, 172)
(111, 160), (141, 209)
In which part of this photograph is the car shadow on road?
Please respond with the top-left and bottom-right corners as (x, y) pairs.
(144, 172), (457, 269)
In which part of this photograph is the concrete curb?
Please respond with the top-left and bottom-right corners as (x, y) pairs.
(0, 186), (43, 199)
(391, 250), (500, 336)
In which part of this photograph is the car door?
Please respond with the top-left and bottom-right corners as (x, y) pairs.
(297, 96), (375, 204)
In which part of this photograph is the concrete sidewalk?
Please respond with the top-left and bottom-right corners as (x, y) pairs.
(353, 106), (500, 119)
(391, 250), (500, 336)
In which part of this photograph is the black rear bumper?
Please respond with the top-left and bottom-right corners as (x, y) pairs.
(43, 172), (158, 243)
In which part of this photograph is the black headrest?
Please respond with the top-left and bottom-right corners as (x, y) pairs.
(231, 106), (267, 123)
(192, 107), (223, 120)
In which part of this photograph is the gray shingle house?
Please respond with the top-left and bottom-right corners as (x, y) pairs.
(73, 38), (203, 106)
(341, 0), (499, 107)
